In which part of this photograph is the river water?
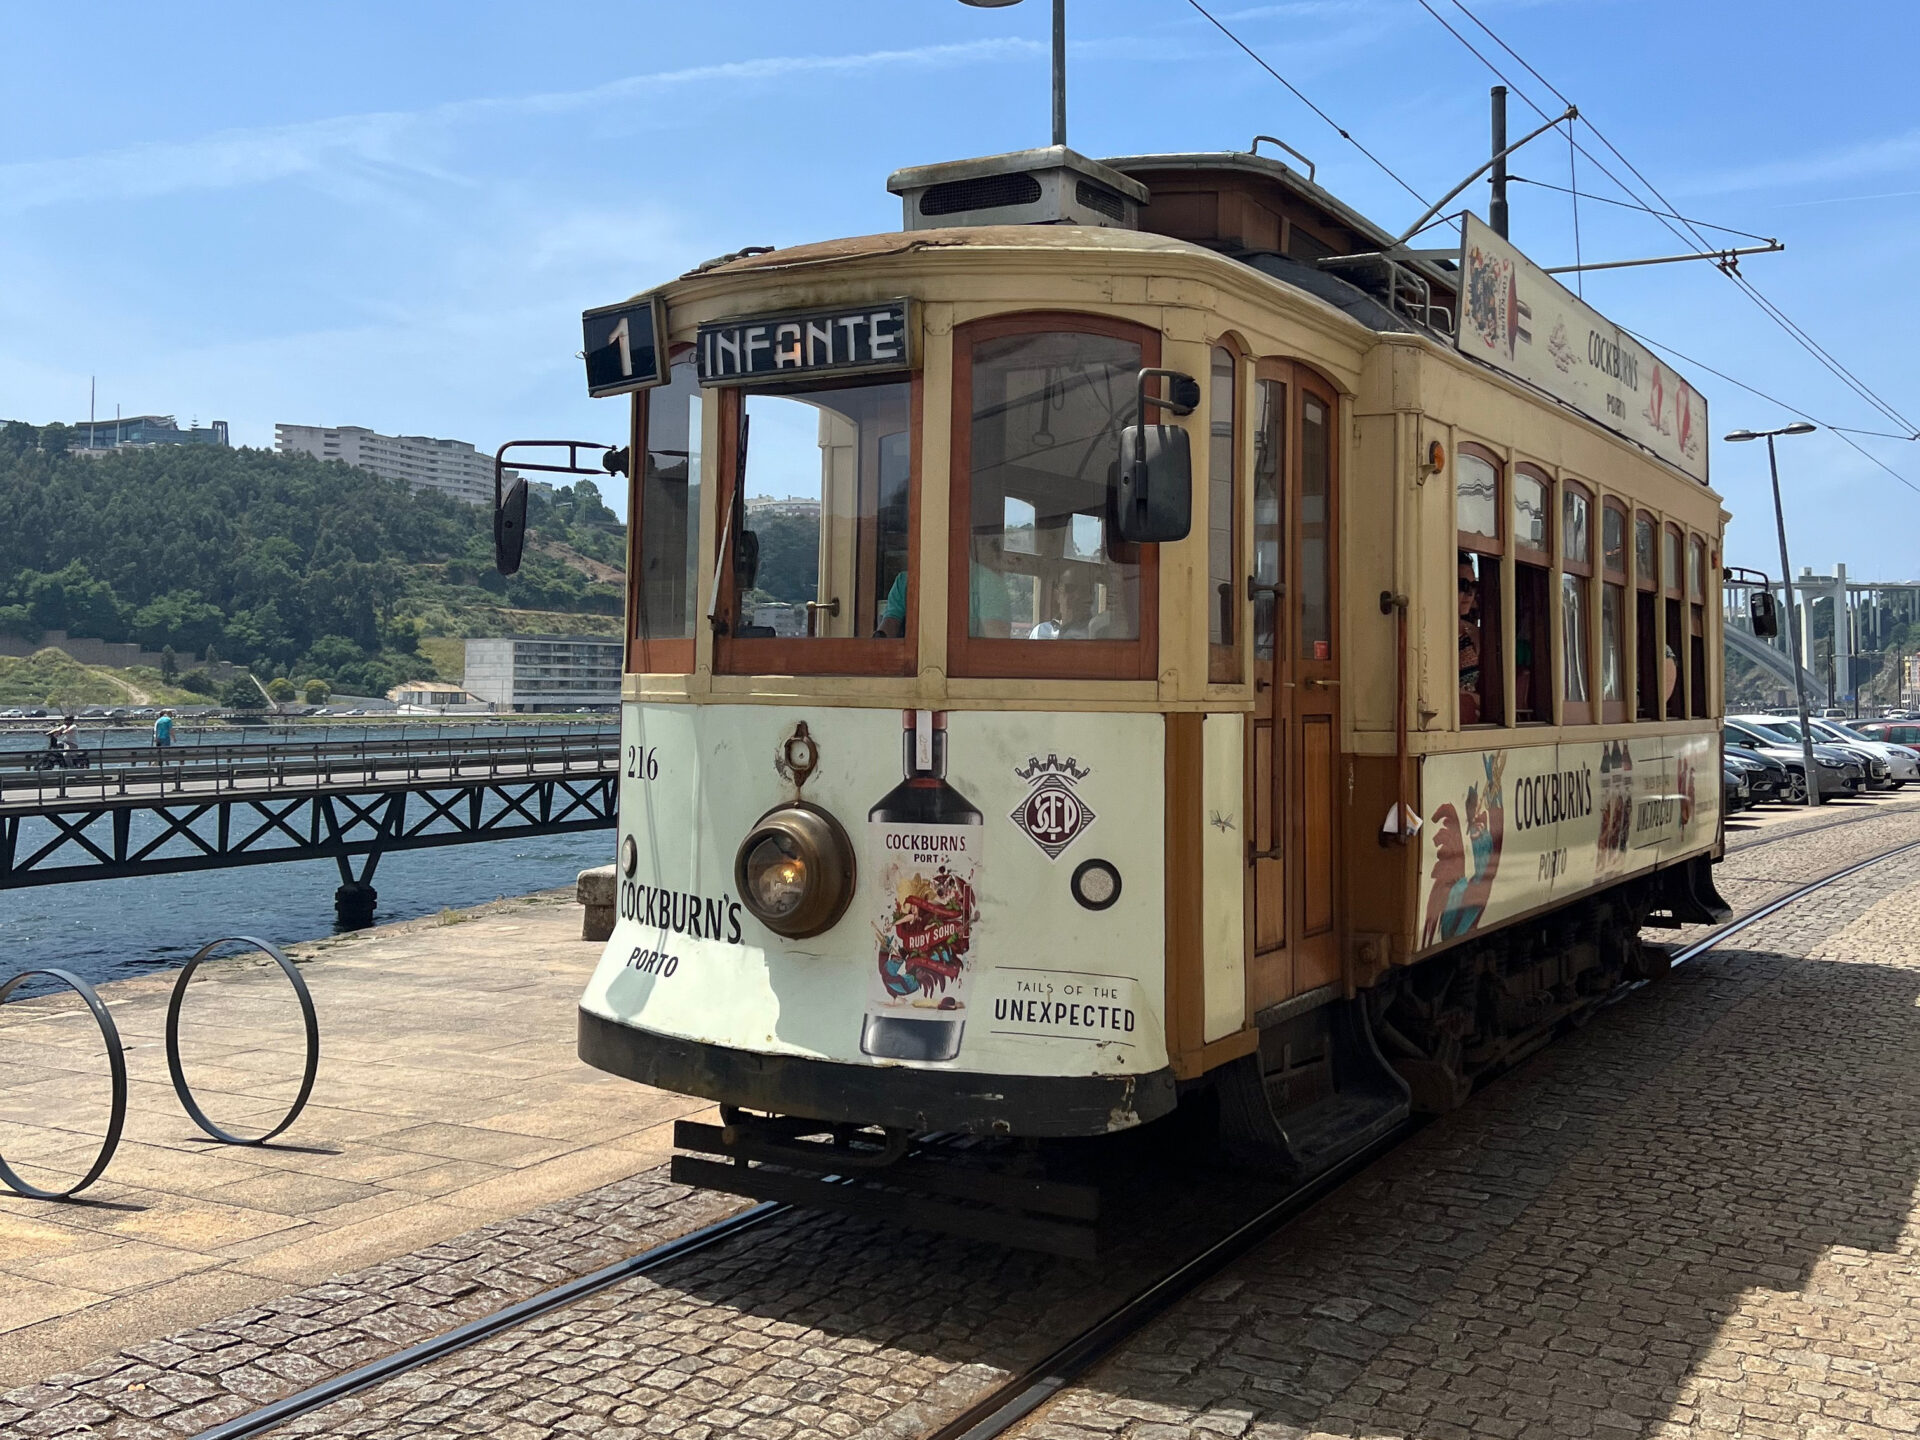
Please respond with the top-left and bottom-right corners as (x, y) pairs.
(0, 721), (616, 990)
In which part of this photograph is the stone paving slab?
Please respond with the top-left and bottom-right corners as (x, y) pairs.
(10, 804), (1920, 1438)
(0, 890), (714, 1387)
(1014, 834), (1920, 1438)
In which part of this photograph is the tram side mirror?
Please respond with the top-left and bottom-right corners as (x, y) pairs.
(1114, 423), (1193, 544)
(494, 474), (529, 577)
(1749, 590), (1779, 639)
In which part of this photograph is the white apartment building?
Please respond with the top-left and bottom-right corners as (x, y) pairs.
(274, 423), (509, 506)
(463, 636), (623, 712)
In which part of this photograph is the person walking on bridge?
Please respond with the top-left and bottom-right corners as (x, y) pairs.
(154, 709), (174, 748)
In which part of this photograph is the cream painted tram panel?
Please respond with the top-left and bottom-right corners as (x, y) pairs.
(580, 704), (1171, 1078)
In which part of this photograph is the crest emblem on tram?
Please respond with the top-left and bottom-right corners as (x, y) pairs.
(1009, 755), (1096, 860)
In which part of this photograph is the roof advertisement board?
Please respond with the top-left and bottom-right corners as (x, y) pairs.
(1455, 214), (1708, 484)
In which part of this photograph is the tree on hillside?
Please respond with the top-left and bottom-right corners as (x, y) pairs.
(160, 645), (178, 682)
(222, 675), (266, 709)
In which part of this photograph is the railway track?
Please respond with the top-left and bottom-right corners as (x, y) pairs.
(1722, 791), (1917, 855)
(192, 830), (1920, 1440)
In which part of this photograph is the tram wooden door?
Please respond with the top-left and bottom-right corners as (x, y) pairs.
(1247, 362), (1342, 1013)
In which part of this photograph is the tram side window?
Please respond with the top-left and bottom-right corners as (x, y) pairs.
(965, 330), (1142, 643)
(1455, 447), (1504, 727)
(1561, 481), (1593, 725)
(1635, 513), (1658, 720)
(725, 378), (912, 644)
(1208, 345), (1238, 681)
(634, 359), (702, 656)
(1253, 379), (1286, 664)
(1689, 535), (1709, 718)
(1663, 525), (1685, 718)
(1513, 468), (1553, 723)
(1600, 500), (1628, 722)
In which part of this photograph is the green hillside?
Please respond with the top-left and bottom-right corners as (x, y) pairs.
(0, 422), (625, 695)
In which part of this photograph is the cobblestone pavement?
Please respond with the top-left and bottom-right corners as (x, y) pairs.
(0, 890), (712, 1385)
(9, 811), (1920, 1440)
(1013, 846), (1920, 1439)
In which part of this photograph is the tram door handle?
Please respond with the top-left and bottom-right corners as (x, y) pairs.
(804, 597), (840, 637)
(1303, 677), (1340, 691)
(1247, 577), (1285, 601)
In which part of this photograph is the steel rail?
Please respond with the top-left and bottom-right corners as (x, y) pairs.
(192, 1201), (789, 1440)
(191, 832), (1920, 1440)
(1723, 797), (1911, 856)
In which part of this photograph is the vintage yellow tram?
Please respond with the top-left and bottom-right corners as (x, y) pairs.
(524, 141), (1728, 1229)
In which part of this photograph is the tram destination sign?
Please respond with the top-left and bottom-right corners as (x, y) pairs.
(582, 293), (668, 398)
(1456, 215), (1708, 484)
(697, 299), (916, 386)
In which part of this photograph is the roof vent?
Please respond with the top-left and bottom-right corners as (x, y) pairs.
(888, 146), (1146, 231)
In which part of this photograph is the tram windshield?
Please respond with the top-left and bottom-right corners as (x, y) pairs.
(727, 378), (912, 641)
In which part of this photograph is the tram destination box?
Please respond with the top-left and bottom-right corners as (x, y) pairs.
(582, 293), (668, 398)
(698, 299), (917, 386)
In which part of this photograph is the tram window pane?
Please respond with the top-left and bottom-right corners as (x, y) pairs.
(1602, 583), (1625, 702)
(1208, 346), (1236, 654)
(1664, 598), (1684, 716)
(731, 378), (911, 640)
(1603, 505), (1626, 575)
(1457, 453), (1498, 544)
(1563, 488), (1590, 565)
(1690, 603), (1708, 717)
(636, 359), (701, 644)
(1299, 396), (1331, 660)
(1516, 561), (1551, 721)
(1663, 529), (1681, 592)
(968, 331), (1142, 641)
(1563, 572), (1591, 707)
(1636, 591), (1658, 718)
(1635, 515), (1656, 585)
(1689, 536), (1706, 598)
(1253, 380), (1286, 663)
(1458, 550), (1502, 725)
(1514, 473), (1548, 554)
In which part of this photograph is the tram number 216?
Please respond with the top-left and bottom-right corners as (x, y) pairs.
(625, 747), (661, 781)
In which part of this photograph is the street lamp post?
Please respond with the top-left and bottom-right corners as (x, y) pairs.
(958, 0), (1066, 148)
(1726, 421), (1820, 805)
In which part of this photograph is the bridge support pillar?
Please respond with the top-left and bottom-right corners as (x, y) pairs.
(333, 850), (383, 931)
(334, 881), (379, 930)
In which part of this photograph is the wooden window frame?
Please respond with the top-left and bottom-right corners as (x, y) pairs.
(1208, 340), (1243, 685)
(1455, 441), (1504, 556)
(948, 311), (1161, 681)
(1634, 511), (1658, 594)
(1560, 478), (1595, 727)
(710, 374), (922, 678)
(1455, 442), (1506, 729)
(1512, 463), (1554, 725)
(1599, 498), (1629, 724)
(627, 350), (697, 676)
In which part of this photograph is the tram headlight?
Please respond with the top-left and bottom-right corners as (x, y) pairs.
(734, 803), (856, 939)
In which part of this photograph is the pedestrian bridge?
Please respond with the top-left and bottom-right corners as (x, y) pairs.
(0, 730), (618, 925)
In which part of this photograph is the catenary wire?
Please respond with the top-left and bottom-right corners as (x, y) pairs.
(1507, 175), (1778, 243)
(1625, 326), (1920, 497)
(1183, 0), (1434, 210)
(1439, 0), (1920, 441)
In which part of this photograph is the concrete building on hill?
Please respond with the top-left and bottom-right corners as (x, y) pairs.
(463, 636), (621, 712)
(274, 423), (512, 507)
(73, 415), (229, 450)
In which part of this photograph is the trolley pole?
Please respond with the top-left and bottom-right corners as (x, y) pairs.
(1490, 85), (1510, 239)
(1052, 0), (1067, 148)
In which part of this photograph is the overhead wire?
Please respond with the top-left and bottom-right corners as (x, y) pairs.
(1438, 0), (1920, 443)
(1505, 176), (1777, 244)
(1625, 326), (1920, 497)
(1182, 0), (1433, 210)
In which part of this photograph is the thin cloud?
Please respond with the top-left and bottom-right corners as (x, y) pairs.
(1679, 127), (1920, 199)
(0, 38), (1043, 217)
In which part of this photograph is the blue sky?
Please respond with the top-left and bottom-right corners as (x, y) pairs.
(3, 1), (1917, 579)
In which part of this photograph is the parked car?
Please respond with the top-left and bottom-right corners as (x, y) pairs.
(1723, 761), (1751, 814)
(1857, 720), (1920, 747)
(1732, 714), (1889, 791)
(1723, 747), (1787, 804)
(1804, 717), (1920, 788)
(1724, 719), (1864, 800)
